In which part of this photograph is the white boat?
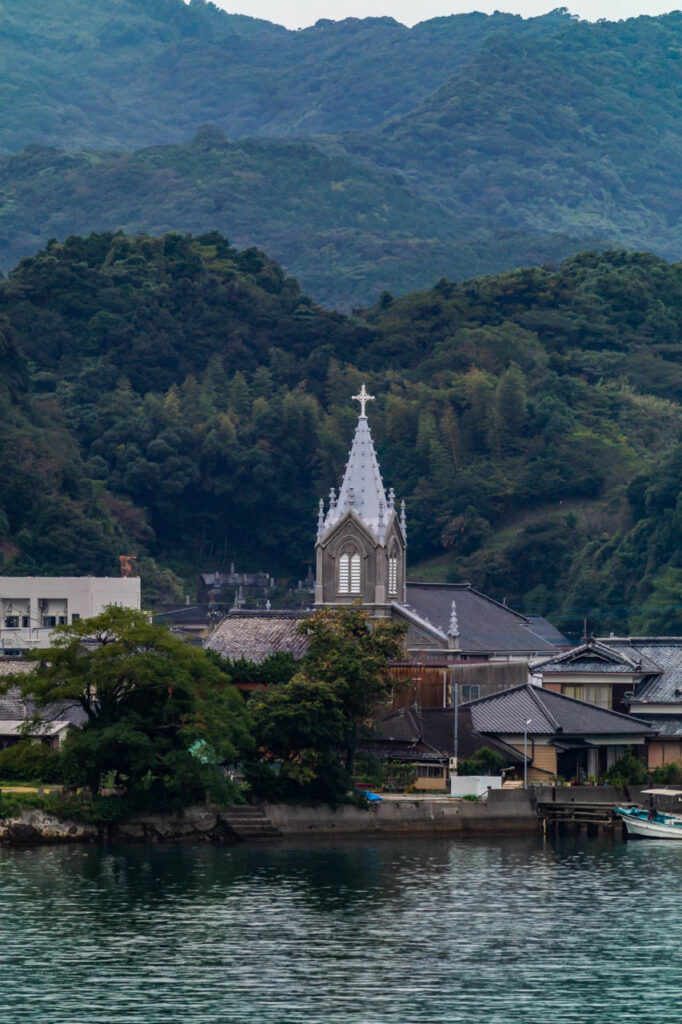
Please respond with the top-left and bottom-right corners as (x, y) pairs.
(616, 789), (682, 840)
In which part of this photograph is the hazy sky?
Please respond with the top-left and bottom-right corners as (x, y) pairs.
(213, 1), (680, 30)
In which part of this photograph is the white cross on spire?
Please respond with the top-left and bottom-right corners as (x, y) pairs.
(352, 383), (375, 418)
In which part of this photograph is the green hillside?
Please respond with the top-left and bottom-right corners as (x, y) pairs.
(0, 0), (561, 152)
(352, 14), (682, 254)
(2, 233), (682, 636)
(1, 9), (682, 305)
(0, 132), (589, 309)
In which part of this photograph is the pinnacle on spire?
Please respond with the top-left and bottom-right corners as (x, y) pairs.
(400, 499), (407, 541)
(316, 498), (325, 541)
(352, 383), (375, 418)
(448, 599), (460, 638)
(388, 487), (395, 512)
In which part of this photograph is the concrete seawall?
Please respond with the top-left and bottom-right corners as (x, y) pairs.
(265, 790), (539, 836)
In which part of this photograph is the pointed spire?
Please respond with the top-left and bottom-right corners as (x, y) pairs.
(316, 498), (325, 541)
(388, 487), (395, 512)
(321, 390), (388, 539)
(448, 600), (459, 638)
(448, 599), (460, 651)
(400, 499), (407, 541)
(329, 487), (337, 513)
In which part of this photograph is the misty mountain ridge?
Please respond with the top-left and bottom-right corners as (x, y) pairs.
(1, 2), (681, 305)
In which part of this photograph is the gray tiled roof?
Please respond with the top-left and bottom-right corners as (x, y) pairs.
(467, 684), (655, 737)
(605, 639), (682, 704)
(635, 716), (682, 737)
(402, 584), (566, 654)
(365, 705), (525, 764)
(0, 659), (37, 677)
(534, 640), (658, 674)
(205, 611), (310, 664)
(0, 686), (86, 728)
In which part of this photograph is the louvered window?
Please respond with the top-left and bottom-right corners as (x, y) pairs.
(350, 553), (361, 594)
(338, 553), (350, 594)
(388, 556), (397, 596)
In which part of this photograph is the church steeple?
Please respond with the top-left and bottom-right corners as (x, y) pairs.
(315, 387), (406, 613)
(321, 386), (389, 540)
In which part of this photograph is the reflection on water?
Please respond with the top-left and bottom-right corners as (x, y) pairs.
(1, 833), (681, 1023)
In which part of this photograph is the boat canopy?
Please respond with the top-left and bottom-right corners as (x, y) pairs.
(641, 788), (682, 796)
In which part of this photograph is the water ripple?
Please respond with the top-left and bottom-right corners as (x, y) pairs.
(1, 835), (681, 1023)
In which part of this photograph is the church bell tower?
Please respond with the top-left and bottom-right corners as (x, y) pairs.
(314, 386), (406, 616)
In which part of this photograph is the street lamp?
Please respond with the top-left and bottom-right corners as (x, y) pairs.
(523, 719), (532, 789)
(449, 666), (458, 777)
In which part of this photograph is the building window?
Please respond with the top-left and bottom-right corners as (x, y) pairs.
(563, 685), (610, 709)
(388, 556), (398, 596)
(338, 553), (350, 593)
(42, 616), (57, 628)
(21, 616), (29, 628)
(350, 553), (361, 594)
(4, 616), (19, 628)
(417, 766), (446, 778)
(58, 616), (67, 625)
(338, 552), (362, 595)
(461, 685), (480, 702)
(72, 614), (80, 623)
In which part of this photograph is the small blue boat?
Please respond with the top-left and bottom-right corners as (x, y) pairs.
(616, 790), (682, 839)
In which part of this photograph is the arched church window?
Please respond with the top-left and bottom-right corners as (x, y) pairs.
(388, 554), (398, 596)
(338, 551), (362, 595)
(350, 553), (361, 594)
(338, 553), (350, 593)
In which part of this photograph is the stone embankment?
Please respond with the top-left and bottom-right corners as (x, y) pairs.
(265, 789), (538, 836)
(0, 787), (636, 846)
(0, 806), (253, 847)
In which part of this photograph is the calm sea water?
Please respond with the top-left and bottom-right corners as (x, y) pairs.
(0, 833), (680, 1023)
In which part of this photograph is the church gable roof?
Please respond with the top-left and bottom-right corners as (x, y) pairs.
(401, 583), (564, 654)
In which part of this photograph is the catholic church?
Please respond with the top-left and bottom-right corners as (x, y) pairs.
(206, 386), (567, 681)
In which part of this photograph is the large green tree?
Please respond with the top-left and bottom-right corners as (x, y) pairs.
(249, 608), (406, 802)
(1, 607), (252, 806)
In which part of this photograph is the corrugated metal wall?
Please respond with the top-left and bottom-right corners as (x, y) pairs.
(388, 660), (529, 710)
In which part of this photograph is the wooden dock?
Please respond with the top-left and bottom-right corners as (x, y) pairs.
(536, 800), (635, 834)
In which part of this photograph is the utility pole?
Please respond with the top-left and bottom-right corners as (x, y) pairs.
(450, 666), (459, 776)
(523, 718), (532, 789)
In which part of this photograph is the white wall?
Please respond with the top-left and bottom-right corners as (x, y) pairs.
(0, 577), (141, 654)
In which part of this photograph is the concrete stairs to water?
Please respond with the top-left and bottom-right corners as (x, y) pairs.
(220, 805), (282, 841)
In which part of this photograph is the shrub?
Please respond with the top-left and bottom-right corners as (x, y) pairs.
(652, 761), (682, 785)
(604, 746), (648, 787)
(0, 741), (65, 783)
(458, 746), (506, 776)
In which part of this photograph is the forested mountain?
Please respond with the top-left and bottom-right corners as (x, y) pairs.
(0, 131), (586, 309)
(0, 0), (562, 152)
(2, 232), (682, 636)
(1, 5), (681, 305)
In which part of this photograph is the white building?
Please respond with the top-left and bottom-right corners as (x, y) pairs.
(0, 576), (141, 656)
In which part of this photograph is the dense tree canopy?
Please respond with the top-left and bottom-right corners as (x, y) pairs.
(248, 608), (406, 801)
(1, 607), (252, 805)
(1, 233), (682, 635)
